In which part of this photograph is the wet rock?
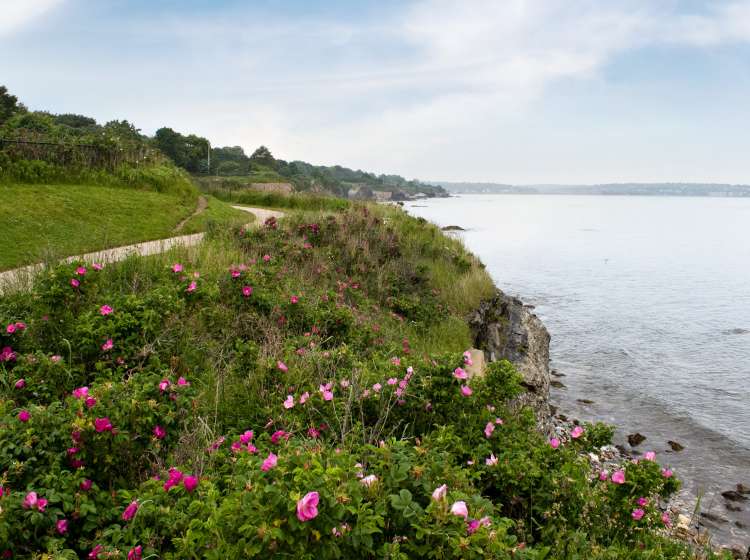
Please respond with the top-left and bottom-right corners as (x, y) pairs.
(737, 483), (750, 495)
(700, 511), (728, 524)
(550, 370), (566, 377)
(725, 502), (743, 512)
(721, 490), (748, 502)
(615, 444), (629, 456)
(627, 433), (646, 447)
(667, 440), (685, 452)
(722, 327), (749, 335)
(577, 398), (594, 404)
(550, 380), (566, 388)
(441, 225), (466, 231)
(557, 414), (568, 422)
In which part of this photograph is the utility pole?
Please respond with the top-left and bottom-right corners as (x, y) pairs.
(207, 141), (211, 175)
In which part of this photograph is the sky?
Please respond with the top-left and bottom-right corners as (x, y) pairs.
(2, 0), (750, 184)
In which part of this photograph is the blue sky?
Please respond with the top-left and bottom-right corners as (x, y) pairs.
(3, 0), (750, 183)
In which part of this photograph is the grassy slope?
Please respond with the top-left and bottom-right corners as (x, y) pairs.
(0, 184), (197, 270)
(180, 195), (254, 234)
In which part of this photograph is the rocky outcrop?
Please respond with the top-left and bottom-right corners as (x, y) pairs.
(468, 290), (552, 431)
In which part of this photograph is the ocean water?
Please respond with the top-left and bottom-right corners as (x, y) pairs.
(406, 194), (750, 545)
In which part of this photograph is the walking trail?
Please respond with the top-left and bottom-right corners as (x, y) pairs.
(0, 205), (284, 294)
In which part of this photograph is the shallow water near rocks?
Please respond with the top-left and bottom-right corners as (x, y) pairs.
(406, 194), (750, 547)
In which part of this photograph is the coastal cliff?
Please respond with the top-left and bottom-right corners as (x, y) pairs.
(469, 290), (552, 432)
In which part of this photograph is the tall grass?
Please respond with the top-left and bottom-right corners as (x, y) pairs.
(198, 184), (349, 211)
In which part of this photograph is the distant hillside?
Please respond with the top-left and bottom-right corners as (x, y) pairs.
(437, 181), (750, 197)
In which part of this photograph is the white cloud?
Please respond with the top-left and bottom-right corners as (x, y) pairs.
(0, 0), (63, 37)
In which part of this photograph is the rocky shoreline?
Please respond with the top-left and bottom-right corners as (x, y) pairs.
(469, 289), (750, 558)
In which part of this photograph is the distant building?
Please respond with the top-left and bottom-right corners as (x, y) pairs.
(250, 183), (294, 194)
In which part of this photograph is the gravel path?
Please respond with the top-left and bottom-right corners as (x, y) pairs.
(0, 206), (285, 294)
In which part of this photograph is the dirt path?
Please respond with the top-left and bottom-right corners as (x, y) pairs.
(173, 195), (208, 233)
(0, 206), (285, 294)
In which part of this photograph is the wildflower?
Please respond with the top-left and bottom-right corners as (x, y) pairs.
(372, 382), (382, 393)
(391, 357), (401, 366)
(290, 295), (299, 304)
(163, 468), (184, 491)
(262, 254), (271, 262)
(5, 323), (15, 334)
(308, 426), (320, 438)
(271, 430), (288, 444)
(177, 376), (189, 386)
(300, 391), (310, 404)
(153, 425), (166, 439)
(340, 379), (350, 389)
(85, 396), (96, 409)
(80, 479), (93, 491)
(484, 422), (495, 438)
(631, 508), (645, 521)
(643, 451), (656, 461)
(661, 512), (672, 527)
(242, 285), (253, 297)
(661, 468), (673, 478)
(186, 281), (197, 293)
(89, 545), (104, 559)
(599, 470), (609, 481)
(231, 269), (241, 278)
(453, 367), (468, 380)
(637, 497), (649, 507)
(94, 417), (113, 432)
(101, 339), (113, 351)
(495, 417), (504, 425)
(22, 491), (38, 509)
(283, 395), (295, 409)
(277, 361), (288, 373)
(56, 519), (69, 534)
(463, 350), (473, 366)
(122, 500), (139, 521)
(50, 354), (61, 363)
(92, 262), (103, 271)
(172, 263), (183, 273)
(296, 491), (320, 522)
(360, 474), (378, 487)
(460, 385), (472, 397)
(549, 437), (560, 449)
(18, 410), (30, 422)
(611, 470), (626, 484)
(261, 453), (278, 471)
(76, 266), (87, 275)
(485, 453), (498, 466)
(14, 321), (26, 330)
(127, 546), (143, 560)
(240, 430), (254, 444)
(450, 501), (469, 519)
(70, 278), (80, 288)
(99, 305), (113, 316)
(183, 475), (198, 493)
(571, 426), (584, 439)
(73, 386), (89, 399)
(387, 377), (398, 385)
(322, 389), (334, 401)
(432, 484), (448, 501)
(467, 519), (481, 535)
(14, 378), (25, 389)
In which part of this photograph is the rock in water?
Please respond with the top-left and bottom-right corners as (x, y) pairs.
(627, 433), (646, 447)
(441, 225), (466, 231)
(667, 440), (685, 452)
(469, 290), (551, 432)
(721, 490), (748, 502)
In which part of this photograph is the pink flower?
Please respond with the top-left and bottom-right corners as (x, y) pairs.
(484, 422), (495, 438)
(5, 323), (15, 334)
(549, 437), (560, 449)
(122, 500), (139, 521)
(432, 484), (448, 501)
(661, 468), (673, 478)
(643, 451), (656, 461)
(14, 321), (26, 330)
(372, 383), (382, 393)
(360, 474), (378, 487)
(88, 545), (104, 559)
(183, 475), (199, 493)
(391, 357), (401, 366)
(463, 351), (473, 366)
(290, 295), (299, 304)
(611, 470), (626, 485)
(72, 386), (89, 399)
(172, 263), (183, 273)
(308, 426), (320, 438)
(56, 519), (69, 534)
(153, 425), (166, 439)
(22, 491), (38, 509)
(277, 361), (288, 373)
(231, 269), (241, 278)
(76, 266), (87, 276)
(94, 417), (113, 432)
(460, 385), (472, 397)
(661, 512), (672, 527)
(92, 262), (104, 271)
(163, 468), (184, 491)
(18, 410), (30, 422)
(14, 378), (25, 389)
(240, 430), (254, 444)
(127, 546), (143, 560)
(80, 479), (93, 491)
(571, 426), (584, 439)
(70, 278), (80, 288)
(101, 339), (113, 351)
(467, 519), (481, 535)
(322, 390), (334, 401)
(296, 491), (320, 522)
(283, 395), (295, 409)
(271, 430), (288, 444)
(631, 508), (645, 521)
(453, 367), (468, 380)
(261, 452), (278, 471)
(37, 497), (48, 512)
(599, 470), (609, 481)
(485, 453), (498, 466)
(262, 254), (271, 262)
(85, 396), (97, 409)
(242, 285), (253, 297)
(186, 281), (197, 293)
(177, 376), (189, 386)
(450, 501), (469, 519)
(158, 379), (170, 392)
(99, 305), (113, 316)
(637, 497), (649, 507)
(340, 379), (350, 389)
(387, 377), (398, 385)
(50, 354), (61, 363)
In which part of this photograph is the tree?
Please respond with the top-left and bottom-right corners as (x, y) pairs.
(250, 145), (275, 167)
(0, 85), (26, 124)
(54, 113), (97, 129)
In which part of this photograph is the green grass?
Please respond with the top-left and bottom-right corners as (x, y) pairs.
(0, 183), (197, 270)
(180, 196), (254, 234)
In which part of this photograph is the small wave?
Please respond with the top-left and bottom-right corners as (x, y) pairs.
(722, 328), (749, 335)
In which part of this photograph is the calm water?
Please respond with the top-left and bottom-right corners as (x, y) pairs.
(406, 195), (750, 545)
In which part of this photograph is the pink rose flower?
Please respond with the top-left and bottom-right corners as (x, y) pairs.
(18, 410), (30, 422)
(631, 508), (645, 521)
(122, 500), (139, 521)
(261, 452), (278, 472)
(72, 386), (89, 399)
(453, 367), (468, 380)
(85, 396), (97, 409)
(290, 295), (299, 304)
(283, 395), (295, 409)
(70, 278), (80, 288)
(549, 437), (560, 449)
(183, 475), (199, 493)
(571, 426), (584, 439)
(643, 451), (656, 461)
(101, 339), (113, 351)
(5, 324), (15, 334)
(153, 425), (166, 439)
(296, 491), (320, 522)
(127, 546), (143, 560)
(242, 285), (253, 297)
(14, 378), (25, 389)
(99, 305), (113, 316)
(240, 430), (254, 444)
(172, 263), (183, 273)
(661, 468), (673, 478)
(450, 501), (469, 519)
(661, 512), (672, 527)
(484, 422), (495, 438)
(277, 361), (288, 373)
(611, 470), (626, 485)
(432, 484), (448, 501)
(94, 417), (113, 432)
(460, 385), (472, 397)
(485, 453), (498, 466)
(56, 519), (69, 534)
(92, 262), (104, 271)
(76, 266), (87, 275)
(186, 281), (197, 293)
(80, 479), (93, 491)
(22, 491), (38, 509)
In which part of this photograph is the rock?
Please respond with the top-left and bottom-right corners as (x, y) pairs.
(700, 511), (728, 524)
(627, 433), (646, 447)
(737, 483), (750, 495)
(550, 380), (566, 388)
(557, 414), (568, 422)
(615, 444), (629, 456)
(441, 225), (465, 231)
(667, 440), (685, 452)
(721, 490), (748, 502)
(551, 370), (566, 377)
(577, 398), (594, 404)
(725, 502), (743, 512)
